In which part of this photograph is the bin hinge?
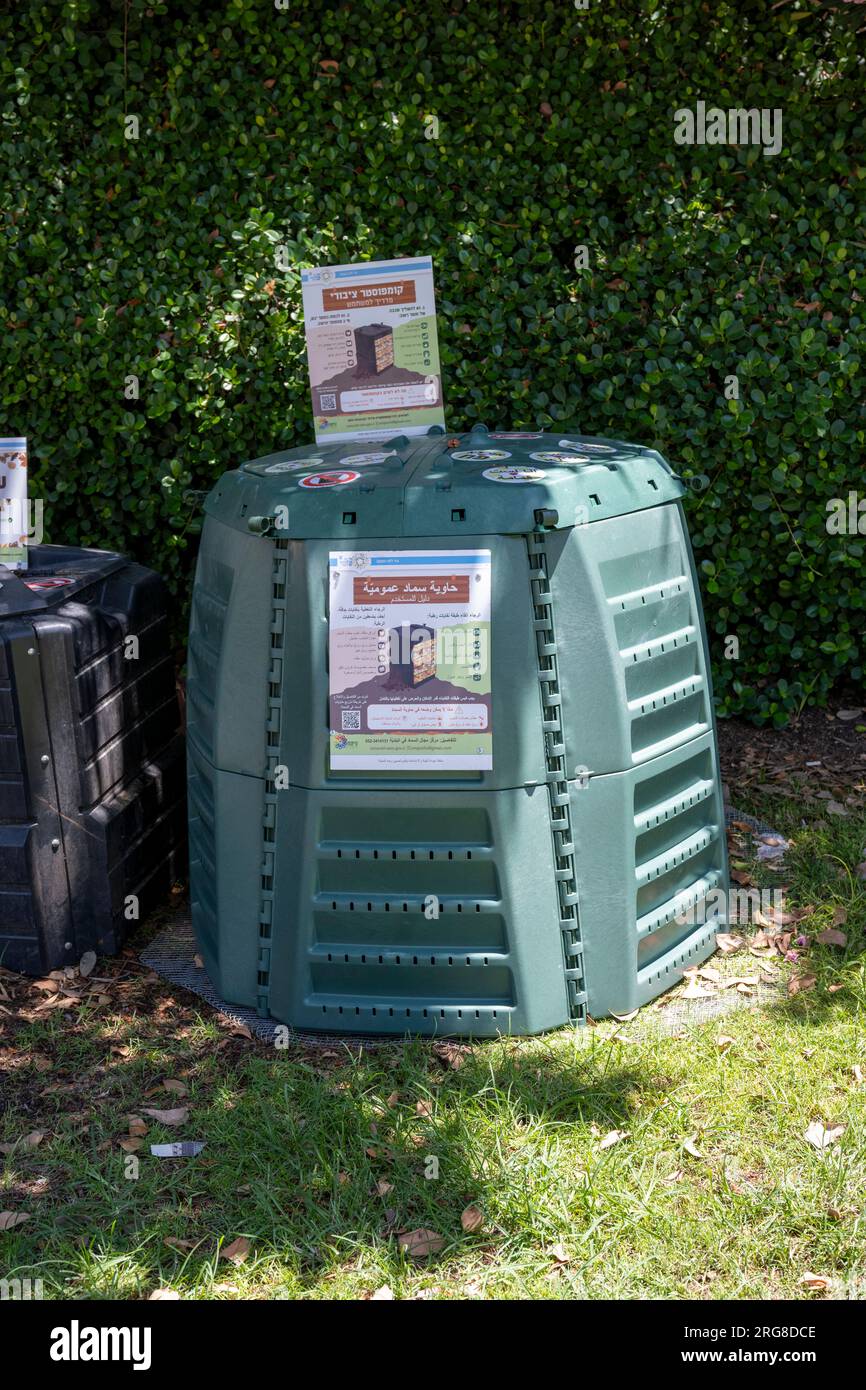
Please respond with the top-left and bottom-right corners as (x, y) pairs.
(257, 540), (289, 1016)
(526, 531), (586, 1022)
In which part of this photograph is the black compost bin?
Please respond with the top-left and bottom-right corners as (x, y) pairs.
(0, 545), (186, 973)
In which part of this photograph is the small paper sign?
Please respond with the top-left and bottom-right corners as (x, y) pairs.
(150, 1142), (206, 1158)
(0, 437), (28, 570)
(301, 258), (445, 444)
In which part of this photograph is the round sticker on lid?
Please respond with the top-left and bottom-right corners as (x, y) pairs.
(339, 451), (397, 466)
(529, 451), (592, 465)
(298, 470), (361, 489)
(558, 439), (616, 453)
(450, 449), (512, 462)
(482, 465), (547, 484)
(488, 432), (543, 440)
(24, 576), (74, 592)
(266, 458), (324, 473)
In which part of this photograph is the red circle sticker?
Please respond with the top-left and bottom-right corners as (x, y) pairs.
(298, 470), (361, 489)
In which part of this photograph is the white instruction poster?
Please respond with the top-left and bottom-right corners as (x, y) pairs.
(329, 550), (492, 771)
(0, 437), (28, 570)
(301, 258), (445, 444)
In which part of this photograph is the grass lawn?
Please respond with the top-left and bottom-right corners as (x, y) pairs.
(1, 745), (865, 1301)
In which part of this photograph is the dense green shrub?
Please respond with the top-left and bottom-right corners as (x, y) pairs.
(1, 0), (863, 723)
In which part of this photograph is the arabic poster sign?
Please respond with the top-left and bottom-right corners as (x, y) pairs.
(329, 550), (492, 771)
(301, 258), (445, 444)
(0, 437), (27, 570)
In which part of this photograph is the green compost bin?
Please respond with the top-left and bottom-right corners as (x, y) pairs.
(188, 424), (728, 1035)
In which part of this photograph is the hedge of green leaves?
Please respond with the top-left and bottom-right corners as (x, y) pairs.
(2, 0), (863, 722)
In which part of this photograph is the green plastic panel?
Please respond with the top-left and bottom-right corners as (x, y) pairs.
(263, 785), (571, 1037)
(545, 501), (715, 777)
(570, 730), (727, 1018)
(188, 736), (265, 1008)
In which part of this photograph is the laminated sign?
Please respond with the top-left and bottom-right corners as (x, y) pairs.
(301, 257), (445, 443)
(329, 550), (492, 771)
(0, 437), (27, 570)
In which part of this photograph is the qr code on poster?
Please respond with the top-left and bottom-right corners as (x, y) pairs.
(341, 709), (361, 731)
(320, 392), (337, 411)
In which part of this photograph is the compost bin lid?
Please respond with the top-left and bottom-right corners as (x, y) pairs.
(0, 544), (127, 617)
(210, 425), (685, 539)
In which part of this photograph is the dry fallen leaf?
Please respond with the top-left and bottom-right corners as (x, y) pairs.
(598, 1129), (629, 1150)
(149, 1288), (181, 1300)
(32, 978), (60, 994)
(164, 1237), (195, 1252)
(681, 978), (715, 999)
(220, 1236), (251, 1264)
(851, 1064), (863, 1086)
(548, 1243), (571, 1264)
(816, 928), (847, 948)
(118, 1137), (144, 1153)
(432, 1042), (467, 1071)
(79, 950), (97, 978)
(460, 1204), (484, 1233)
(162, 1079), (189, 1097)
(376, 1180), (394, 1197)
(0, 1131), (43, 1155)
(370, 1285), (394, 1300)
(716, 1035), (735, 1053)
(0, 1211), (30, 1231)
(798, 1272), (831, 1291)
(609, 1008), (639, 1022)
(128, 1115), (148, 1137)
(788, 974), (817, 997)
(398, 1228), (444, 1260)
(804, 1120), (845, 1151)
(141, 1107), (189, 1126)
(715, 933), (744, 954)
(682, 1136), (705, 1159)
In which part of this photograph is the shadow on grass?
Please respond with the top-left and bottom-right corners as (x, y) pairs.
(0, 989), (662, 1297)
(3, 865), (863, 1299)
